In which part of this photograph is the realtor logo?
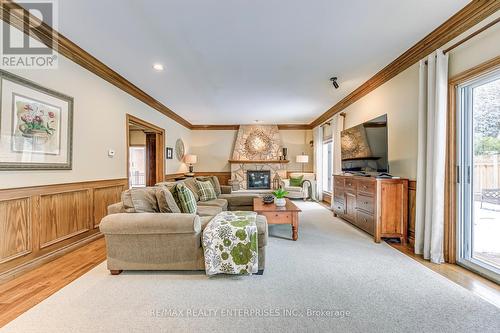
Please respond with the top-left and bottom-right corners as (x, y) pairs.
(1, 0), (58, 69)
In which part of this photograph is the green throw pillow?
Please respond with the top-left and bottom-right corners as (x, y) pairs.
(290, 176), (303, 187)
(196, 180), (217, 202)
(176, 183), (197, 214)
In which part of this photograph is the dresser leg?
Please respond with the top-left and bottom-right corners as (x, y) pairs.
(110, 270), (122, 275)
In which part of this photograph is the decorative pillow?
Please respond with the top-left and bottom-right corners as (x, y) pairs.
(156, 186), (181, 213)
(290, 176), (304, 187)
(196, 180), (217, 202)
(121, 187), (159, 213)
(196, 176), (221, 196)
(182, 178), (200, 201)
(176, 183), (197, 214)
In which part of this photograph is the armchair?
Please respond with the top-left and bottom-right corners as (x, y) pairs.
(281, 172), (316, 200)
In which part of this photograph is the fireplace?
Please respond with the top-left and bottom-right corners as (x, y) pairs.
(247, 170), (271, 189)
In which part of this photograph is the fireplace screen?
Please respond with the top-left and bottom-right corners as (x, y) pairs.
(247, 170), (271, 189)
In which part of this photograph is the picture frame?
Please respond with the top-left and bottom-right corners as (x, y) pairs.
(0, 70), (74, 170)
(166, 147), (173, 159)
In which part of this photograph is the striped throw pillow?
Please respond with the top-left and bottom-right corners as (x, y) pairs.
(196, 180), (217, 202)
(176, 183), (197, 214)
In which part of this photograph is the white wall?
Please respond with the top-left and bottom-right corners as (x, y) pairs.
(1, 55), (191, 189)
(339, 14), (500, 180)
(190, 129), (314, 172)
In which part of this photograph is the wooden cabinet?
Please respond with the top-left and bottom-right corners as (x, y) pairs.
(333, 175), (408, 244)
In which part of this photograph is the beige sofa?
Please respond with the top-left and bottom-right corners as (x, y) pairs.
(100, 176), (267, 275)
(281, 172), (316, 200)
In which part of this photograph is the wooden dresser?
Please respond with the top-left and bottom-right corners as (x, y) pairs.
(332, 175), (408, 244)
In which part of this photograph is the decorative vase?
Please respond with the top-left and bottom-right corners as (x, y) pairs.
(282, 147), (288, 161)
(275, 198), (286, 207)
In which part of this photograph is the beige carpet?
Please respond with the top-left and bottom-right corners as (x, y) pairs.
(2, 202), (499, 333)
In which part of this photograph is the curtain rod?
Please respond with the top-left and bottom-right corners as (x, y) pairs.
(443, 17), (499, 54)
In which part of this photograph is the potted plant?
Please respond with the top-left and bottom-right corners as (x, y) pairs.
(272, 188), (288, 207)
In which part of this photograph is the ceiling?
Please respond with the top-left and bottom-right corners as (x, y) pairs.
(57, 0), (470, 125)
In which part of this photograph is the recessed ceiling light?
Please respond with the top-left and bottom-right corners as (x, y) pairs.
(153, 63), (164, 71)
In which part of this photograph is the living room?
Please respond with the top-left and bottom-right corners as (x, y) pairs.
(0, 0), (499, 332)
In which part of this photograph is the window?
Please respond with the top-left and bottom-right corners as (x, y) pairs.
(322, 140), (333, 193)
(457, 68), (500, 282)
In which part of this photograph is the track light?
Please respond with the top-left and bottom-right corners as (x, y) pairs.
(330, 77), (339, 89)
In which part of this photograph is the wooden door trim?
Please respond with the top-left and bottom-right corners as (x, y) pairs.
(445, 56), (500, 264)
(126, 114), (165, 187)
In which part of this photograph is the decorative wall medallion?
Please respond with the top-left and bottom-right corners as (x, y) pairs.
(244, 129), (272, 156)
(175, 138), (185, 161)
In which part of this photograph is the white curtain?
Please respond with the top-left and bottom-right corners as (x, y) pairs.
(313, 125), (323, 201)
(415, 49), (449, 264)
(330, 114), (344, 209)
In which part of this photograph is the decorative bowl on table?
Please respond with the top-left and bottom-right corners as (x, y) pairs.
(262, 195), (275, 204)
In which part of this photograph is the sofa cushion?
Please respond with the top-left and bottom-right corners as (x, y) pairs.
(197, 205), (223, 217)
(196, 180), (217, 202)
(121, 187), (159, 213)
(289, 172), (315, 182)
(197, 198), (228, 211)
(284, 186), (303, 193)
(219, 193), (259, 207)
(200, 216), (213, 230)
(196, 176), (221, 196)
(155, 186), (181, 213)
(290, 175), (303, 187)
(176, 184), (197, 214)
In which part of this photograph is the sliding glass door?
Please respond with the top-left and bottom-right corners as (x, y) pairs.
(457, 68), (500, 282)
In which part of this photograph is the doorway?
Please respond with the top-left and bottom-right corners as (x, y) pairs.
(456, 67), (500, 283)
(126, 114), (165, 188)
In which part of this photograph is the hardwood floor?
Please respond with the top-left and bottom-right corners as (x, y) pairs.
(1, 225), (498, 328)
(0, 237), (106, 328)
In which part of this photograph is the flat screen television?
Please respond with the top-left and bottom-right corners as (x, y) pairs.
(341, 114), (388, 175)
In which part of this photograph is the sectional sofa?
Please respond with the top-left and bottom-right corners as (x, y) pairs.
(99, 176), (268, 275)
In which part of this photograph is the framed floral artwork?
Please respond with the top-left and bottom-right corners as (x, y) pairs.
(0, 70), (73, 170)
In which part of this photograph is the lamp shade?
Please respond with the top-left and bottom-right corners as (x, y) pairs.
(184, 154), (197, 164)
(296, 154), (309, 163)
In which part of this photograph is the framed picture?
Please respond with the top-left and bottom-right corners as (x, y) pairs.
(0, 70), (73, 170)
(166, 147), (173, 159)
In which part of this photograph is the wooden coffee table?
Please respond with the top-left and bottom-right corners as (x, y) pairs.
(253, 198), (302, 241)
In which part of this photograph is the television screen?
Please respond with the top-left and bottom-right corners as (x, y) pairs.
(341, 114), (388, 174)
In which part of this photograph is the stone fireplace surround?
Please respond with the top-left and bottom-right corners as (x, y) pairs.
(229, 125), (288, 190)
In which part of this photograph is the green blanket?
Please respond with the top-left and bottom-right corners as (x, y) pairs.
(202, 211), (258, 275)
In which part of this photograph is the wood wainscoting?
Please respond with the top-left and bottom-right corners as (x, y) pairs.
(0, 178), (127, 282)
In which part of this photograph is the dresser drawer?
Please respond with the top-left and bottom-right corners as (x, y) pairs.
(357, 180), (375, 196)
(357, 194), (374, 213)
(333, 201), (345, 216)
(356, 210), (375, 235)
(334, 177), (345, 188)
(344, 178), (357, 192)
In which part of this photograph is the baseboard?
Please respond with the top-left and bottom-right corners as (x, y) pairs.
(0, 233), (104, 284)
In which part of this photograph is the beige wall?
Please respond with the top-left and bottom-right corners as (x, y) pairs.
(190, 129), (314, 172)
(0, 55), (191, 189)
(129, 130), (146, 146)
(339, 14), (500, 180)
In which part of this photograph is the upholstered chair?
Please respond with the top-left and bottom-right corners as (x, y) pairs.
(280, 172), (316, 200)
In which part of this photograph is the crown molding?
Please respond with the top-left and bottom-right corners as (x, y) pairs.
(190, 124), (312, 130)
(0, 0), (192, 129)
(309, 0), (500, 128)
(3, 1), (496, 131)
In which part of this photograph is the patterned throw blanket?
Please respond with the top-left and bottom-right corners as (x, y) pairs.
(202, 211), (258, 276)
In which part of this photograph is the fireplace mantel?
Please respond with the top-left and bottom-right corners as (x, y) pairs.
(228, 159), (289, 164)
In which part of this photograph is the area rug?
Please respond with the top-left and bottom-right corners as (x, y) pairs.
(2, 202), (499, 332)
